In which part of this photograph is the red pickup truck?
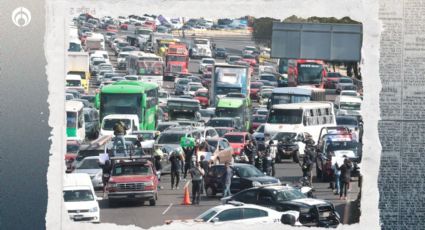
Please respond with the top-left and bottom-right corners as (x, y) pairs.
(107, 159), (159, 207)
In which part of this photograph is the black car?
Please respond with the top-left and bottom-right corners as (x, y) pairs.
(80, 95), (96, 106)
(213, 48), (227, 58)
(223, 186), (340, 228)
(203, 164), (280, 197)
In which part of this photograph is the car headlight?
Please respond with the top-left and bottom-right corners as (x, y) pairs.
(252, 181), (261, 187)
(89, 207), (98, 212)
(143, 181), (154, 186)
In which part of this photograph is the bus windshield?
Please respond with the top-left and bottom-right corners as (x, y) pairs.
(297, 63), (323, 84)
(101, 94), (141, 119)
(216, 107), (243, 118)
(167, 55), (186, 62)
(267, 109), (303, 124)
(138, 62), (163, 76)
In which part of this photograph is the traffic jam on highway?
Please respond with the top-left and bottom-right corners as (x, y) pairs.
(63, 13), (364, 228)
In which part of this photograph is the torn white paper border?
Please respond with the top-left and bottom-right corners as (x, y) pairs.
(45, 0), (381, 229)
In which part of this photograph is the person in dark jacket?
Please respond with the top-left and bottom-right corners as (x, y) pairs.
(255, 152), (263, 171)
(199, 155), (210, 194)
(183, 146), (195, 180)
(169, 151), (183, 190)
(100, 159), (113, 198)
(244, 140), (257, 165)
(339, 158), (352, 200)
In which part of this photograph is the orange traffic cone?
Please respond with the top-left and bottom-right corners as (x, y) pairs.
(181, 185), (192, 205)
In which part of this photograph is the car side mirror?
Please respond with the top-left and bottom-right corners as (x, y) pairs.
(211, 217), (219, 223)
(281, 213), (296, 226)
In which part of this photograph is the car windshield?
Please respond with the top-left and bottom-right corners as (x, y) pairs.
(159, 92), (168, 98)
(196, 210), (218, 222)
(207, 119), (233, 127)
(119, 53), (129, 58)
(77, 158), (99, 169)
(178, 79), (190, 85)
(102, 119), (131, 130)
(327, 73), (342, 78)
(235, 165), (264, 177)
(112, 164), (152, 176)
(66, 80), (81, 87)
(251, 83), (262, 89)
(225, 135), (244, 143)
(216, 48), (225, 51)
(272, 132), (297, 141)
(67, 112), (77, 128)
(203, 59), (215, 64)
(340, 102), (361, 110)
(341, 91), (358, 97)
(216, 129), (230, 137)
(243, 54), (254, 59)
(336, 117), (358, 126)
(189, 85), (203, 91)
(125, 76), (138, 81)
(252, 116), (267, 123)
(275, 189), (306, 201)
(67, 144), (80, 153)
(63, 189), (94, 202)
(339, 78), (353, 83)
(157, 133), (186, 144)
(196, 91), (208, 97)
(267, 109), (303, 124)
(261, 75), (276, 82)
(261, 90), (272, 98)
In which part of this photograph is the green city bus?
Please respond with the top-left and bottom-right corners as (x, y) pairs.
(95, 81), (159, 130)
(215, 97), (252, 132)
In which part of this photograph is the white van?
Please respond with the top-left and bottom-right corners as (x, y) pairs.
(65, 74), (84, 94)
(100, 114), (140, 136)
(334, 95), (362, 116)
(66, 100), (86, 142)
(63, 173), (100, 223)
(264, 102), (336, 155)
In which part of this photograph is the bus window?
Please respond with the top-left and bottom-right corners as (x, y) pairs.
(67, 112), (77, 128)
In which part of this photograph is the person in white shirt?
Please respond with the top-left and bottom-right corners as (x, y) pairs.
(268, 140), (277, 176)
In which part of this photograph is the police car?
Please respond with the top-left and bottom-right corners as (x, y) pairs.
(165, 201), (302, 226)
(222, 185), (340, 228)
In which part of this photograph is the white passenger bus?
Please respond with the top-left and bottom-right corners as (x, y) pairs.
(66, 100), (85, 142)
(264, 102), (336, 155)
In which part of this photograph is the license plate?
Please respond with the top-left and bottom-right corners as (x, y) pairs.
(74, 215), (83, 220)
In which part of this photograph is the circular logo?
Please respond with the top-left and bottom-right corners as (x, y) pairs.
(12, 7), (31, 27)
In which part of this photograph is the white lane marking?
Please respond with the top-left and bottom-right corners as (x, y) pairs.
(162, 203), (173, 215)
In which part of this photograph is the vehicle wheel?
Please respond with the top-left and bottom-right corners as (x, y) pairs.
(108, 199), (117, 208)
(206, 186), (216, 197)
(149, 198), (156, 206)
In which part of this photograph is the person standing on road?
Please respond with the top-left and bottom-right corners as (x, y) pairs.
(244, 140), (257, 165)
(183, 146), (195, 180)
(100, 159), (113, 198)
(339, 158), (352, 200)
(153, 146), (164, 190)
(189, 161), (205, 205)
(169, 150), (183, 190)
(222, 161), (233, 197)
(200, 155), (210, 194)
(332, 161), (341, 195)
(301, 155), (313, 187)
(267, 140), (277, 176)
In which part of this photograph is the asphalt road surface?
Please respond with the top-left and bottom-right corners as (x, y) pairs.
(91, 28), (360, 228)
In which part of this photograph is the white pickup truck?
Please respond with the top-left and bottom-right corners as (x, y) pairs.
(100, 114), (140, 137)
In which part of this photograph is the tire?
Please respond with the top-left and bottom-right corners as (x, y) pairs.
(206, 186), (216, 197)
(108, 199), (118, 208)
(149, 198), (156, 206)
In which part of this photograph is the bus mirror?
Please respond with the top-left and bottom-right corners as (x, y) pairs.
(94, 94), (100, 109)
